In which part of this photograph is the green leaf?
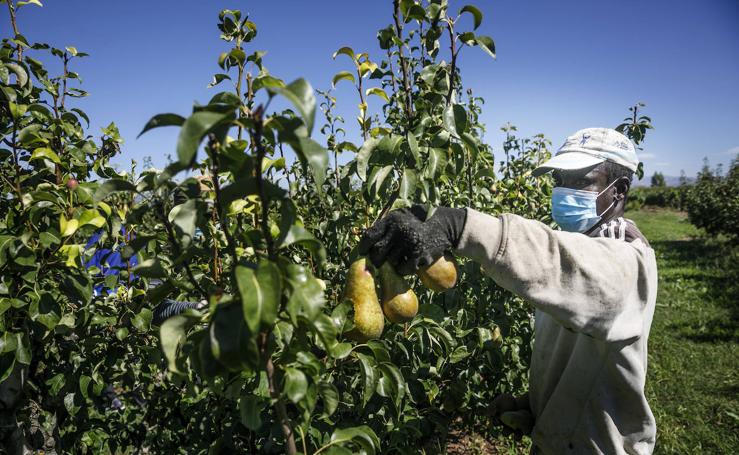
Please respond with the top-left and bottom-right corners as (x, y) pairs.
(311, 313), (339, 352)
(285, 264), (326, 323)
(137, 113), (185, 138)
(291, 136), (328, 189)
(406, 134), (421, 164)
(0, 332), (18, 355)
(71, 108), (90, 127)
(161, 314), (198, 374)
(116, 327), (129, 341)
(460, 132), (480, 158)
(356, 137), (380, 181)
(442, 104), (468, 138)
(4, 63), (28, 87)
(235, 265), (260, 333)
(94, 179), (137, 202)
(132, 308), (152, 331)
(329, 426), (380, 455)
(77, 209), (105, 229)
(59, 215), (78, 237)
(210, 302), (259, 371)
(366, 87), (389, 102)
(450, 345), (470, 363)
(239, 394), (263, 430)
(332, 71), (355, 88)
(168, 199), (202, 248)
(425, 148), (446, 178)
(332, 46), (356, 62)
(399, 169), (417, 200)
(30, 147), (61, 164)
(79, 375), (92, 399)
(14, 332), (31, 365)
(378, 362), (405, 409)
(277, 224), (326, 263)
(367, 165), (394, 198)
(356, 352), (377, 406)
(459, 5), (483, 29)
(252, 74), (285, 92)
(133, 258), (167, 278)
(177, 110), (233, 166)
(208, 73), (231, 88)
(404, 4), (426, 22)
(17, 0), (43, 8)
(473, 35), (496, 59)
(236, 261), (281, 333)
(273, 78), (316, 135)
(377, 25), (395, 50)
(318, 382), (340, 417)
(284, 367), (307, 403)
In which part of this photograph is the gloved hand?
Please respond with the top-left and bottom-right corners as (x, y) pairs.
(358, 205), (467, 275)
(487, 393), (534, 439)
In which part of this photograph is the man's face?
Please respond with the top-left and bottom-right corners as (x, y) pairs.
(552, 164), (624, 216)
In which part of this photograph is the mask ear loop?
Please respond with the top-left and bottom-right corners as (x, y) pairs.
(595, 178), (621, 218)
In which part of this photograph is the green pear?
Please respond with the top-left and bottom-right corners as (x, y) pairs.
(344, 258), (384, 341)
(379, 263), (418, 323)
(418, 253), (457, 292)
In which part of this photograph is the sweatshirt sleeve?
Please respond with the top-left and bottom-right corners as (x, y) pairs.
(455, 209), (657, 343)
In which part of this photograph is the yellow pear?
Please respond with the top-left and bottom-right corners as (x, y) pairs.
(378, 263), (418, 323)
(344, 258), (384, 341)
(418, 254), (457, 292)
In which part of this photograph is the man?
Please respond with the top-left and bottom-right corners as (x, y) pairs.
(359, 128), (657, 454)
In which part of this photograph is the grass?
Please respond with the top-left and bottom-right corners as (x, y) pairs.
(627, 208), (738, 453)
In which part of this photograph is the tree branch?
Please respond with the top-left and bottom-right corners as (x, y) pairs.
(6, 1), (23, 62)
(392, 0), (414, 129)
(252, 106), (276, 260)
(445, 20), (458, 106)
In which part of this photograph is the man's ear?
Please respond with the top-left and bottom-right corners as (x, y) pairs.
(615, 176), (631, 200)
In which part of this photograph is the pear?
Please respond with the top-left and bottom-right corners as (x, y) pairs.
(418, 254), (457, 292)
(344, 258), (384, 341)
(379, 263), (418, 323)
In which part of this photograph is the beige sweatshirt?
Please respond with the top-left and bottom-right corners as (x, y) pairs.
(455, 209), (658, 455)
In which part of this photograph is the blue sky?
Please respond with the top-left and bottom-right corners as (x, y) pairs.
(7, 0), (739, 178)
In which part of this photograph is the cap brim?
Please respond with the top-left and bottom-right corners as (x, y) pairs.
(532, 152), (605, 177)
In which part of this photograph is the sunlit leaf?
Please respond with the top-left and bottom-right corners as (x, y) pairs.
(137, 113), (185, 138)
(459, 5), (483, 29)
(160, 314), (198, 375)
(332, 71), (355, 88)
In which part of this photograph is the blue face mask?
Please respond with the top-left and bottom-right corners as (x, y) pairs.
(551, 181), (617, 233)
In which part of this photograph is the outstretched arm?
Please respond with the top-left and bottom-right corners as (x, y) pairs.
(456, 209), (657, 343)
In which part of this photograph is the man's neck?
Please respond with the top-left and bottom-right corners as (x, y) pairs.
(585, 207), (626, 235)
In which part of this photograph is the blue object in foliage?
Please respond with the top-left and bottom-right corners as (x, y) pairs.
(85, 229), (138, 296)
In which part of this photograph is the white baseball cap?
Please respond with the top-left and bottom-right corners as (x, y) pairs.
(533, 127), (639, 177)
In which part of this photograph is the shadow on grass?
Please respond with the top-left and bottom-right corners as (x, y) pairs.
(666, 318), (739, 343)
(652, 238), (738, 344)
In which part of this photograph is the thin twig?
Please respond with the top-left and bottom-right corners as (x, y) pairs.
(252, 107), (276, 259)
(445, 20), (458, 106)
(260, 331), (297, 455)
(6, 1), (22, 61)
(393, 0), (414, 129)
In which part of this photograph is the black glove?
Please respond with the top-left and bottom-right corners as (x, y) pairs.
(358, 205), (467, 275)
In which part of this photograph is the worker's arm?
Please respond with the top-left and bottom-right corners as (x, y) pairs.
(456, 209), (656, 343)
